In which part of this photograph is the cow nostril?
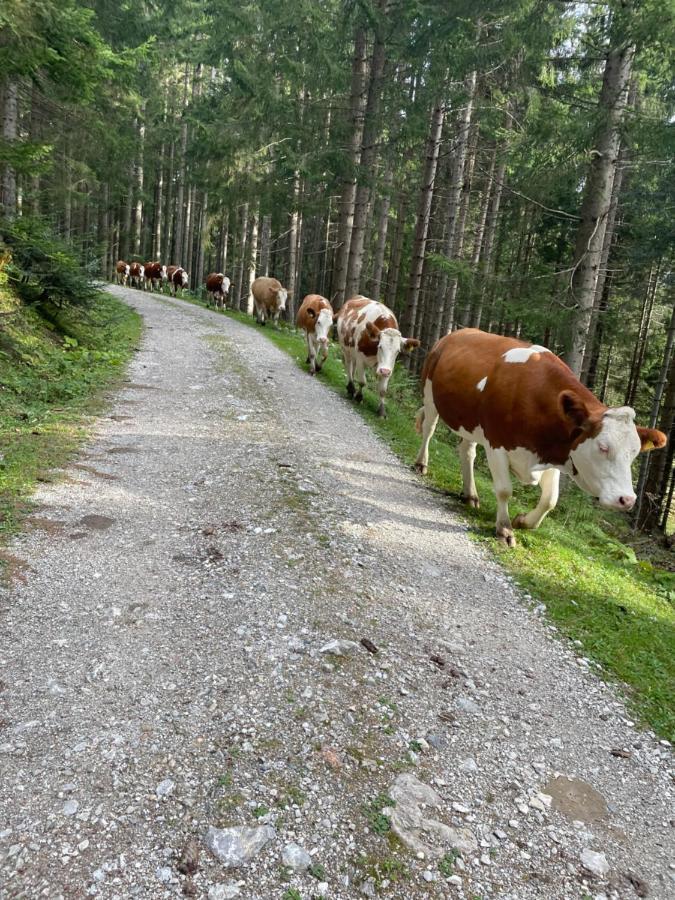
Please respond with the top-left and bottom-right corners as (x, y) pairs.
(378, 368), (391, 377)
(619, 495), (635, 509)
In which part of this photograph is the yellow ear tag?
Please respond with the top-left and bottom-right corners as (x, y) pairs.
(643, 439), (655, 451)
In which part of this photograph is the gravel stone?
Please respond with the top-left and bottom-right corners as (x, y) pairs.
(0, 286), (672, 899)
(205, 826), (275, 867)
(580, 848), (610, 877)
(281, 841), (312, 871)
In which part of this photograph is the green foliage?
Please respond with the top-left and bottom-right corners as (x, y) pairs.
(438, 849), (460, 877)
(0, 285), (141, 541)
(363, 793), (395, 835)
(1, 218), (98, 308)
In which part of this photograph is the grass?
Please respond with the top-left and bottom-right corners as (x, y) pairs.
(169, 288), (675, 741)
(0, 284), (142, 544)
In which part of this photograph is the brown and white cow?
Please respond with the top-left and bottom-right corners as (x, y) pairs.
(296, 294), (333, 375)
(115, 260), (130, 285)
(166, 266), (189, 295)
(251, 276), (288, 326)
(144, 261), (167, 292)
(336, 296), (420, 417)
(415, 328), (667, 546)
(206, 272), (231, 308)
(129, 261), (145, 289)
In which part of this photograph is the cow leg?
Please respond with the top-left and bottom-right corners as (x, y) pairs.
(315, 341), (328, 373)
(513, 467), (560, 530)
(307, 334), (317, 374)
(485, 448), (515, 547)
(354, 359), (367, 403)
(343, 349), (355, 396)
(376, 374), (390, 417)
(458, 440), (480, 508)
(414, 378), (439, 474)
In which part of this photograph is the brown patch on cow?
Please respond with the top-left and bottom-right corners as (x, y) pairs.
(424, 328), (611, 465)
(0, 551), (32, 584)
(79, 514), (116, 531)
(542, 775), (607, 823)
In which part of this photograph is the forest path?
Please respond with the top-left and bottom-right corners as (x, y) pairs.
(0, 286), (672, 900)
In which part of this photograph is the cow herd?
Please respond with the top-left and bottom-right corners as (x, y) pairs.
(115, 259), (668, 546)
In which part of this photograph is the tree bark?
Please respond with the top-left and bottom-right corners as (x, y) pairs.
(196, 191), (208, 291)
(625, 262), (659, 407)
(331, 27), (368, 309)
(1, 79), (18, 218)
(345, 3), (388, 297)
(259, 214), (271, 276)
(234, 201), (249, 310)
(566, 39), (635, 375)
(369, 167), (393, 301)
(133, 114), (145, 257)
(246, 205), (259, 315)
(288, 173), (301, 319)
(172, 63), (191, 263)
(400, 98), (445, 336)
(385, 192), (408, 312)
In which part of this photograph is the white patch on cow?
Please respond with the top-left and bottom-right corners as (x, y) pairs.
(315, 308), (332, 343)
(181, 270), (189, 287)
(276, 289), (288, 310)
(221, 276), (231, 293)
(160, 265), (168, 281)
(568, 405), (640, 510)
(476, 376), (487, 392)
(502, 345), (550, 363)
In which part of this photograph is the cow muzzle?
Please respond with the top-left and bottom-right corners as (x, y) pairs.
(377, 367), (392, 377)
(601, 493), (636, 511)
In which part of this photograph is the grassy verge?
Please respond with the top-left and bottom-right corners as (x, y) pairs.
(0, 285), (142, 541)
(174, 290), (674, 740)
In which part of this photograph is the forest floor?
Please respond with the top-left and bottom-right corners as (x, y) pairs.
(0, 285), (672, 900)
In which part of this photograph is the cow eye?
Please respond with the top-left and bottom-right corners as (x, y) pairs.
(598, 443), (610, 455)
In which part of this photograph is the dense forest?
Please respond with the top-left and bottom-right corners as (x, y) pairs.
(1, 0), (674, 533)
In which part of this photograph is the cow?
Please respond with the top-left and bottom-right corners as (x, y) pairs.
(129, 261), (145, 289)
(251, 276), (288, 326)
(167, 266), (189, 295)
(296, 294), (333, 375)
(414, 328), (667, 546)
(335, 296), (420, 417)
(206, 272), (231, 308)
(144, 261), (167, 292)
(115, 260), (130, 285)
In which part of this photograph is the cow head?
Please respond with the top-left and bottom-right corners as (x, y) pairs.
(160, 265), (168, 281)
(314, 308), (333, 346)
(365, 322), (420, 379)
(124, 264), (130, 277)
(181, 269), (189, 287)
(274, 288), (288, 312)
(221, 275), (231, 295)
(562, 395), (667, 510)
(138, 264), (145, 278)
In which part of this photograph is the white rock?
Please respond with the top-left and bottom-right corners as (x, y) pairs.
(205, 825), (275, 867)
(281, 842), (311, 871)
(208, 885), (242, 899)
(62, 800), (79, 816)
(580, 849), (609, 878)
(319, 639), (360, 656)
(460, 757), (478, 773)
(156, 778), (175, 798)
(455, 697), (481, 715)
(156, 866), (172, 883)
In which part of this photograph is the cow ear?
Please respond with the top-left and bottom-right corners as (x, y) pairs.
(559, 390), (590, 429)
(637, 426), (667, 453)
(404, 338), (421, 352)
(366, 321), (381, 340)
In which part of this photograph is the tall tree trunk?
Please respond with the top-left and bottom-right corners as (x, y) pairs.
(172, 63), (191, 263)
(234, 201), (249, 310)
(1, 79), (18, 218)
(196, 191), (208, 291)
(259, 213), (271, 276)
(566, 39), (635, 375)
(462, 145), (496, 327)
(133, 114), (145, 256)
(288, 174), (300, 319)
(331, 27), (368, 309)
(370, 168), (393, 300)
(635, 296), (675, 529)
(99, 182), (110, 278)
(346, 4), (388, 297)
(219, 212), (230, 274)
(625, 263), (659, 406)
(433, 70), (478, 340)
(163, 137), (175, 262)
(184, 184), (196, 274)
(246, 204), (259, 315)
(385, 192), (408, 312)
(400, 98), (445, 336)
(152, 139), (165, 260)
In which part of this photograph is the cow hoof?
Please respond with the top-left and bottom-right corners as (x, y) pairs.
(496, 527), (516, 548)
(378, 406), (386, 418)
(414, 463), (427, 475)
(513, 513), (529, 529)
(346, 382), (355, 397)
(461, 494), (480, 509)
(354, 392), (363, 403)
(315, 364), (323, 373)
(309, 369), (316, 376)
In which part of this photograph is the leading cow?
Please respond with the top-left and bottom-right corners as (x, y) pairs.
(415, 328), (667, 546)
(296, 294), (333, 375)
(336, 297), (419, 417)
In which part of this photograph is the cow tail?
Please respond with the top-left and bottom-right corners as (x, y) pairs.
(415, 406), (425, 434)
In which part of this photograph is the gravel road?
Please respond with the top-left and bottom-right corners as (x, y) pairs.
(0, 285), (672, 900)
